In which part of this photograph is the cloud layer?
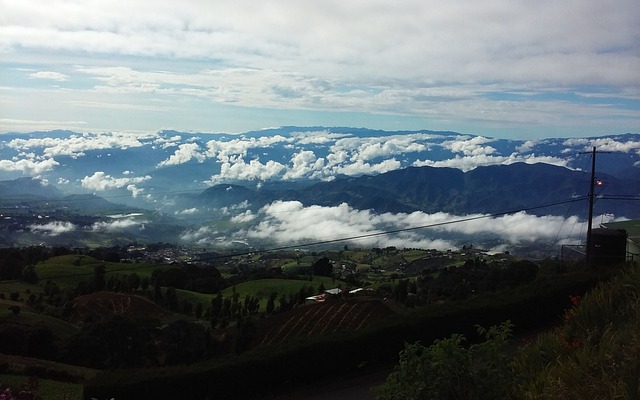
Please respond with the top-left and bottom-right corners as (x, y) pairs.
(180, 200), (590, 252)
(2, 129), (638, 190)
(1, 1), (638, 136)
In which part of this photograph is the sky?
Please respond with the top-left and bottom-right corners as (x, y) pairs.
(1, 0), (639, 139)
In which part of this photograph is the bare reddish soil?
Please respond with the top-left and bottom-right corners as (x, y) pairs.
(68, 292), (170, 324)
(256, 299), (395, 346)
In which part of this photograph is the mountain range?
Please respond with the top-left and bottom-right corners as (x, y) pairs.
(0, 127), (638, 253)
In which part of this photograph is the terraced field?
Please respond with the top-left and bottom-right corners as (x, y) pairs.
(257, 299), (395, 346)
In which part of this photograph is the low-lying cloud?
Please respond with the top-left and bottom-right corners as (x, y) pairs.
(157, 143), (206, 167)
(81, 171), (151, 191)
(29, 221), (76, 236)
(563, 137), (640, 154)
(8, 132), (151, 159)
(229, 201), (588, 252)
(0, 157), (59, 175)
(91, 217), (146, 232)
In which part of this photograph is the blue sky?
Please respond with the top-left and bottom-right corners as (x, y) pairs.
(1, 0), (639, 139)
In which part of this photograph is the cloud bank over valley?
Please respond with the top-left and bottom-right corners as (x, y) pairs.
(1, 127), (638, 256)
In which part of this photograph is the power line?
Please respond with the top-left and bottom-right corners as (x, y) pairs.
(1, 196), (588, 283)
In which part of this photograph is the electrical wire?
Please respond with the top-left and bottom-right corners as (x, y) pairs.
(0, 196), (588, 283)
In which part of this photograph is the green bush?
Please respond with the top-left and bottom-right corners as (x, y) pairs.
(373, 321), (515, 400)
(512, 263), (640, 399)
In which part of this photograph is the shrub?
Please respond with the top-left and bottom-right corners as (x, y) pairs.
(373, 321), (515, 400)
(512, 263), (640, 399)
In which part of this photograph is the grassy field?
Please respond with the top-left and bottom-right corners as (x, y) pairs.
(175, 288), (215, 311)
(221, 276), (343, 309)
(33, 255), (168, 289)
(401, 249), (432, 263)
(0, 255), (172, 302)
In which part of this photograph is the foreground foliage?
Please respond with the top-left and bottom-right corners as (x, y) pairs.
(375, 262), (640, 400)
(374, 322), (515, 400)
(513, 262), (640, 399)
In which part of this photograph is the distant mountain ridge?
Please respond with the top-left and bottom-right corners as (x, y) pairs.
(0, 177), (64, 199)
(193, 162), (638, 218)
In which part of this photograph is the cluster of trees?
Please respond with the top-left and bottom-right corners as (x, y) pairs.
(0, 246), (68, 280)
(264, 284), (318, 315)
(69, 317), (216, 368)
(152, 264), (225, 294)
(207, 291), (260, 329)
(391, 259), (540, 307)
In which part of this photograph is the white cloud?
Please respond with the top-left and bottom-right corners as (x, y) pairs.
(413, 153), (570, 172)
(242, 201), (587, 250)
(180, 226), (218, 242)
(126, 184), (144, 198)
(81, 171), (151, 191)
(91, 217), (146, 232)
(4, 1), (638, 85)
(0, 1), (637, 136)
(157, 142), (206, 167)
(205, 135), (291, 162)
(208, 157), (287, 183)
(283, 150), (325, 180)
(0, 157), (59, 175)
(28, 71), (68, 81)
(329, 134), (435, 163)
(230, 210), (256, 223)
(29, 221), (76, 236)
(290, 130), (352, 144)
(442, 136), (496, 156)
(8, 132), (152, 158)
(176, 207), (199, 215)
(563, 137), (640, 154)
(516, 140), (537, 153)
(333, 158), (402, 176)
(219, 200), (251, 216)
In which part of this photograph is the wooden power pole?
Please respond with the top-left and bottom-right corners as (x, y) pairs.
(585, 146), (596, 269)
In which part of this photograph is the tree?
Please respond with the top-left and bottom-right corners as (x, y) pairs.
(140, 276), (150, 292)
(126, 273), (141, 293)
(312, 257), (333, 277)
(394, 279), (409, 303)
(374, 321), (515, 400)
(158, 320), (212, 365)
(266, 292), (277, 315)
(210, 292), (223, 320)
(152, 281), (163, 303)
(69, 317), (156, 368)
(92, 264), (106, 292)
(22, 265), (38, 284)
(234, 316), (256, 354)
(165, 287), (178, 310)
(278, 294), (289, 312)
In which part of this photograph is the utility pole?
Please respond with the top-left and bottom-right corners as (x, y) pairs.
(585, 146), (596, 269)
